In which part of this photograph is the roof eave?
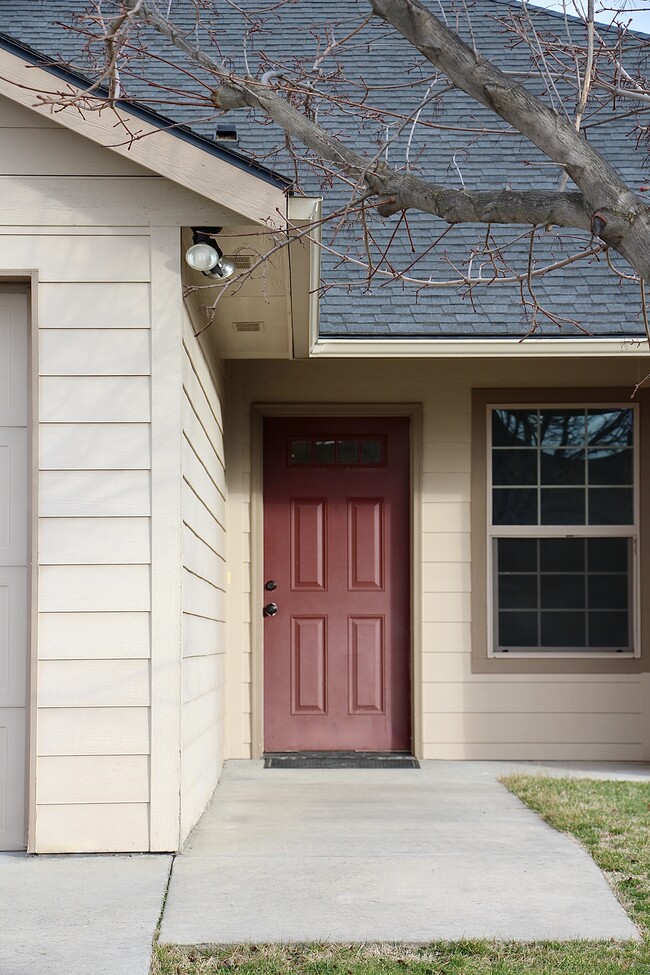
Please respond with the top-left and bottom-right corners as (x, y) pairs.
(0, 36), (289, 226)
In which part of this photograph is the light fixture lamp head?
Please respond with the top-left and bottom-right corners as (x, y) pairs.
(185, 227), (236, 281)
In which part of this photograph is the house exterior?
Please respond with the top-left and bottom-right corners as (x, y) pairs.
(0, 1), (649, 856)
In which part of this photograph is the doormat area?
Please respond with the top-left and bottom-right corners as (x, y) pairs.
(264, 751), (420, 769)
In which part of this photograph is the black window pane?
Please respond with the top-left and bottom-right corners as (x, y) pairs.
(588, 488), (634, 525)
(539, 410), (586, 447)
(290, 440), (311, 464)
(587, 538), (629, 572)
(588, 575), (629, 611)
(337, 440), (359, 463)
(314, 440), (335, 463)
(588, 448), (633, 486)
(540, 448), (585, 485)
(588, 611), (629, 648)
(540, 611), (586, 647)
(492, 410), (538, 447)
(498, 612), (538, 647)
(361, 439), (383, 464)
(498, 574), (538, 609)
(498, 538), (538, 572)
(541, 488), (585, 525)
(540, 575), (585, 610)
(493, 488), (537, 525)
(540, 538), (585, 572)
(587, 409), (633, 448)
(492, 449), (537, 485)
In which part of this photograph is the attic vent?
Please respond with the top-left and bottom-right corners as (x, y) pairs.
(225, 254), (254, 270)
(233, 321), (264, 333)
(215, 123), (238, 142)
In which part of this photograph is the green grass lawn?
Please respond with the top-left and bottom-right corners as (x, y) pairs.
(153, 776), (650, 975)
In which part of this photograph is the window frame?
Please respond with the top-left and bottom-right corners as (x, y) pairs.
(471, 388), (649, 675)
(487, 403), (639, 658)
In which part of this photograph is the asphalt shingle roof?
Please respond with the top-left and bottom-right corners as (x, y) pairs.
(1, 0), (648, 340)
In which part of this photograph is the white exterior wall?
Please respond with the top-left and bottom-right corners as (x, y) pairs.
(0, 94), (233, 852)
(180, 312), (227, 843)
(227, 356), (650, 763)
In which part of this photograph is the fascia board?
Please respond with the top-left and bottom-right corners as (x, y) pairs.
(310, 337), (650, 358)
(287, 196), (322, 358)
(0, 45), (287, 226)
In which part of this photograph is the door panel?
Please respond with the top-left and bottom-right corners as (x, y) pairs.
(0, 292), (28, 850)
(263, 416), (410, 752)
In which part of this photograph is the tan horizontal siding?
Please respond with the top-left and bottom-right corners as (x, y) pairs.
(423, 681), (643, 714)
(180, 322), (227, 842)
(423, 712), (642, 746)
(39, 424), (150, 471)
(1, 128), (153, 177)
(39, 517), (150, 565)
(39, 612), (150, 660)
(38, 660), (150, 708)
(0, 234), (150, 280)
(35, 803), (149, 853)
(39, 330), (150, 376)
(37, 756), (150, 804)
(39, 564), (151, 613)
(39, 282), (150, 328)
(37, 707), (150, 756)
(39, 470), (151, 518)
(40, 377), (151, 423)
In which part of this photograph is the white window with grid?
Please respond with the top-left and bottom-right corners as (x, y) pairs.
(487, 405), (639, 657)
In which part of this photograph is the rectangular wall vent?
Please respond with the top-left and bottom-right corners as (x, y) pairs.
(225, 254), (254, 270)
(233, 321), (264, 333)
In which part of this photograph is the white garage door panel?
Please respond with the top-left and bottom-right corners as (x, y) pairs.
(0, 290), (27, 852)
(0, 709), (26, 849)
(0, 294), (28, 426)
(0, 569), (27, 707)
(0, 430), (28, 565)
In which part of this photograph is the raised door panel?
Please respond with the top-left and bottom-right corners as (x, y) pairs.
(290, 499), (327, 591)
(348, 498), (384, 591)
(0, 710), (26, 849)
(0, 569), (27, 707)
(0, 430), (28, 566)
(291, 616), (327, 714)
(348, 616), (385, 715)
(0, 294), (28, 427)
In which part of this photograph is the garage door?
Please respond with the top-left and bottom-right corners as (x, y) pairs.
(0, 291), (28, 850)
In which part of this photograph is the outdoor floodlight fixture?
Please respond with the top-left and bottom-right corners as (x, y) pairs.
(185, 227), (236, 280)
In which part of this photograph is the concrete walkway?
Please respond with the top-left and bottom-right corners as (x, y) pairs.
(159, 760), (646, 944)
(1, 761), (647, 973)
(0, 852), (171, 975)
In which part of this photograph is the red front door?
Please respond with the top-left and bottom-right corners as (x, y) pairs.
(263, 416), (411, 752)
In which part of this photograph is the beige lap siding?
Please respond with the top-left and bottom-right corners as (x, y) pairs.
(35, 252), (152, 852)
(227, 357), (650, 762)
(0, 96), (154, 852)
(180, 312), (227, 844)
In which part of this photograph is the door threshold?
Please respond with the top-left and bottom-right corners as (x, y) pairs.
(263, 751), (420, 769)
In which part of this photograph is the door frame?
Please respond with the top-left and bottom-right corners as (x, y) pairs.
(0, 273), (37, 851)
(250, 402), (423, 759)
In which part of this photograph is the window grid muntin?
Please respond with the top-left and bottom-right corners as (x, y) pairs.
(487, 403), (639, 658)
(494, 536), (634, 653)
(288, 436), (386, 467)
(491, 407), (634, 528)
